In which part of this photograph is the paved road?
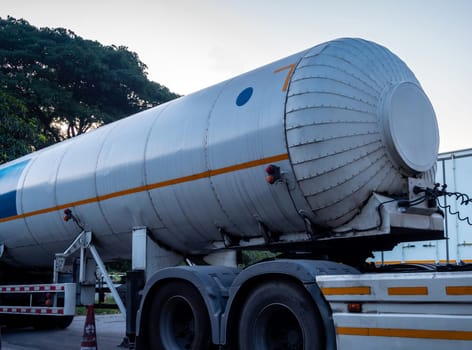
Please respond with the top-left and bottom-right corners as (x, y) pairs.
(1, 314), (126, 350)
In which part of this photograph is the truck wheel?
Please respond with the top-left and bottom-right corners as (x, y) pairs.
(33, 315), (74, 329)
(55, 315), (74, 329)
(238, 281), (323, 350)
(147, 280), (214, 350)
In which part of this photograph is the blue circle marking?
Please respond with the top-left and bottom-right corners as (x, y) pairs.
(236, 87), (253, 106)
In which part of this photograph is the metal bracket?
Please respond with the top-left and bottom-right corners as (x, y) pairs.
(219, 227), (241, 247)
(299, 210), (318, 239)
(131, 227), (183, 280)
(258, 221), (280, 244)
(54, 231), (92, 284)
(89, 243), (126, 318)
(64, 231), (92, 255)
(53, 230), (126, 318)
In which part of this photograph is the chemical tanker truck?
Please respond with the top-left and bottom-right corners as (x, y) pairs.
(0, 38), (471, 349)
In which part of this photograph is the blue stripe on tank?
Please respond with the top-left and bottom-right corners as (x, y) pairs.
(0, 160), (30, 219)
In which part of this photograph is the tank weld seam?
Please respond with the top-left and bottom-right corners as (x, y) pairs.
(288, 129), (380, 148)
(306, 156), (390, 212)
(300, 151), (387, 197)
(291, 139), (382, 166)
(204, 80), (243, 234)
(301, 150), (386, 192)
(322, 42), (384, 90)
(288, 90), (377, 109)
(293, 64), (380, 97)
(289, 89), (377, 108)
(376, 163), (401, 192)
(93, 121), (121, 234)
(286, 104), (376, 116)
(367, 39), (411, 83)
(298, 54), (382, 92)
(15, 155), (43, 246)
(281, 46), (319, 236)
(143, 103), (172, 229)
(290, 75), (378, 101)
(318, 163), (391, 215)
(299, 155), (385, 193)
(333, 41), (387, 87)
(302, 45), (329, 59)
(286, 120), (377, 131)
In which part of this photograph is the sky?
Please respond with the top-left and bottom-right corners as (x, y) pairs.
(1, 0), (471, 152)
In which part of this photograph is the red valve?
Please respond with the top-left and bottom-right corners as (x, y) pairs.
(265, 164), (281, 184)
(63, 208), (72, 222)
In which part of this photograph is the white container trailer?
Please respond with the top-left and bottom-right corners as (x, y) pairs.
(0, 38), (471, 349)
(373, 149), (472, 265)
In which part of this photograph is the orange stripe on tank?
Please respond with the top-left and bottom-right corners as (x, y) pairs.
(0, 153), (289, 223)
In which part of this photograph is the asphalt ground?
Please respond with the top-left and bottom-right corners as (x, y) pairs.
(1, 314), (126, 350)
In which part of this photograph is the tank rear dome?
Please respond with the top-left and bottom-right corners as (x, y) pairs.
(285, 38), (439, 227)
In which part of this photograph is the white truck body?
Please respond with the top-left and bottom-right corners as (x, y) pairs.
(319, 271), (472, 349)
(373, 148), (472, 265)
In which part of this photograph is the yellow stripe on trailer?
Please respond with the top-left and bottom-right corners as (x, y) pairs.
(446, 286), (472, 295)
(388, 286), (428, 296)
(337, 327), (472, 341)
(321, 286), (371, 295)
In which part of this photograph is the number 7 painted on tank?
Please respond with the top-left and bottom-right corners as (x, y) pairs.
(274, 63), (297, 92)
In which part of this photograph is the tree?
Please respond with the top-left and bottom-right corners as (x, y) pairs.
(0, 91), (44, 164)
(0, 16), (179, 147)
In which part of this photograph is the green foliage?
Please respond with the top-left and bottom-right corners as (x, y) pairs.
(106, 260), (131, 274)
(76, 306), (120, 315)
(239, 250), (279, 267)
(0, 16), (179, 156)
(0, 91), (44, 163)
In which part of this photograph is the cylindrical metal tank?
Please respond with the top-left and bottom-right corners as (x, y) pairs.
(0, 38), (439, 266)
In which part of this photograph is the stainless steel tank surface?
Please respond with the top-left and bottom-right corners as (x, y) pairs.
(0, 38), (439, 266)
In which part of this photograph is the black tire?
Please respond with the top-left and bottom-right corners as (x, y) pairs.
(238, 280), (323, 350)
(32, 315), (73, 330)
(146, 280), (213, 350)
(54, 315), (74, 329)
